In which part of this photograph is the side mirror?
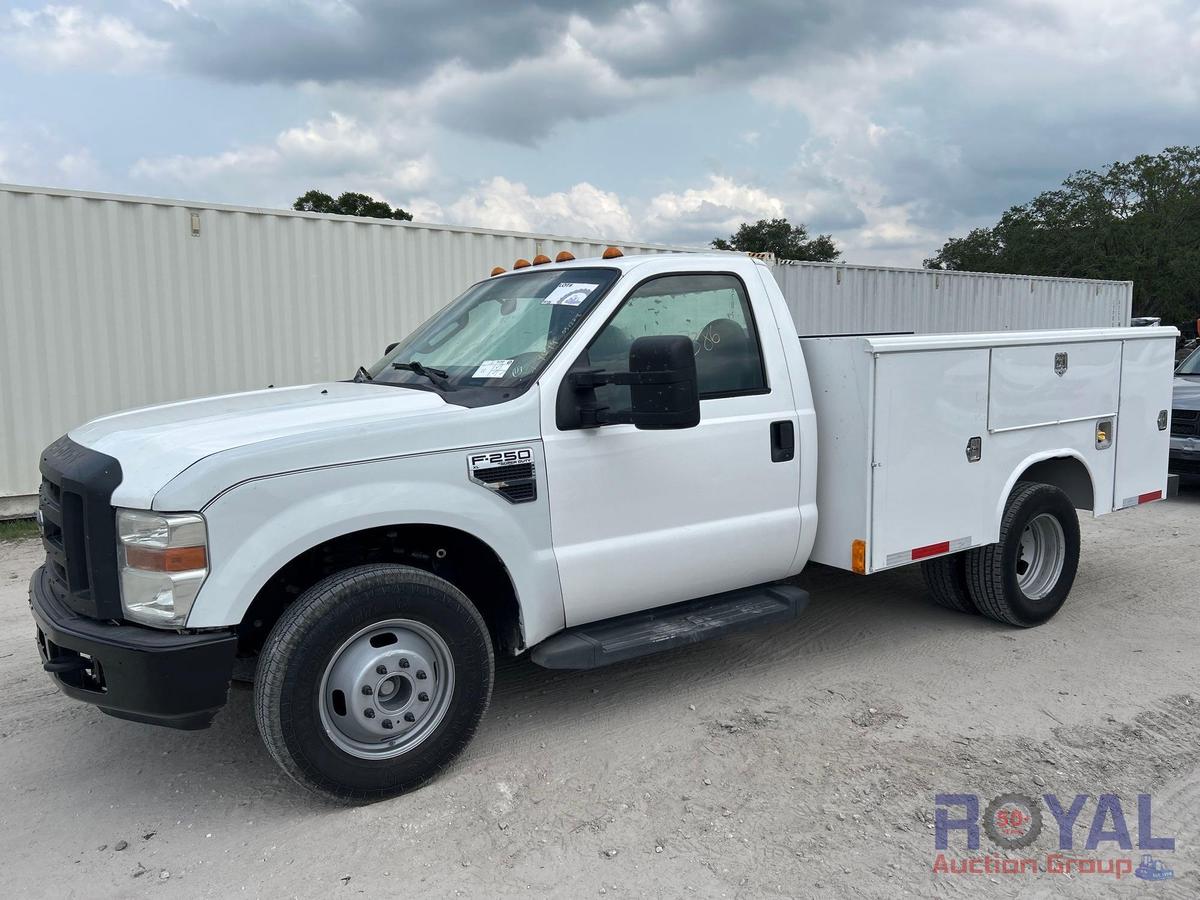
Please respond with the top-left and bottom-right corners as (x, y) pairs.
(626, 335), (700, 430)
(561, 334), (700, 430)
(384, 342), (399, 356)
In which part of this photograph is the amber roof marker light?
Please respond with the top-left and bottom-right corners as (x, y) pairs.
(490, 266), (507, 276)
(513, 258), (531, 269)
(555, 250), (576, 262)
(532, 254), (551, 265)
(602, 246), (624, 259)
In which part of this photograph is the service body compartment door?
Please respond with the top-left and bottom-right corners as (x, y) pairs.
(1113, 337), (1175, 508)
(988, 342), (1121, 432)
(870, 348), (991, 571)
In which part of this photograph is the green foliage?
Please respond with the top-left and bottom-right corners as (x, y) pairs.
(925, 147), (1200, 323)
(0, 518), (39, 542)
(712, 217), (841, 262)
(293, 190), (413, 221)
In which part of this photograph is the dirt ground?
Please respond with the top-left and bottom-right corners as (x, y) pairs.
(1, 490), (1198, 899)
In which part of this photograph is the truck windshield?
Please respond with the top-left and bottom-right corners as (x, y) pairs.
(1178, 346), (1200, 376)
(368, 267), (619, 400)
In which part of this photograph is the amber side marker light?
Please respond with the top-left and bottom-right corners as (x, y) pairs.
(555, 250), (576, 262)
(532, 254), (551, 265)
(514, 258), (531, 269)
(851, 539), (867, 575)
(125, 544), (208, 573)
(490, 266), (507, 276)
(602, 246), (623, 259)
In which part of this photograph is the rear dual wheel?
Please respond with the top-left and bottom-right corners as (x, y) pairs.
(923, 481), (1080, 627)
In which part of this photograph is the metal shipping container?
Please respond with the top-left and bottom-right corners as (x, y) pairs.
(770, 258), (1131, 336)
(0, 184), (1133, 514)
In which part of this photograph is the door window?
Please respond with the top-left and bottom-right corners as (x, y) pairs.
(582, 273), (767, 416)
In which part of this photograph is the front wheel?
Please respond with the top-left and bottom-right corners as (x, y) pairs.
(966, 482), (1080, 627)
(254, 564), (494, 803)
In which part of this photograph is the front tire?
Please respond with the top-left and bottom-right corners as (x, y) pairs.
(966, 482), (1080, 627)
(254, 564), (494, 803)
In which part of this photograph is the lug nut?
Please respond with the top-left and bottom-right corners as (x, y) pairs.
(415, 670), (427, 680)
(418, 692), (429, 702)
(381, 719), (393, 730)
(364, 709), (375, 719)
(398, 658), (410, 669)
(403, 712), (416, 723)
(375, 665), (387, 675)
(361, 685), (373, 695)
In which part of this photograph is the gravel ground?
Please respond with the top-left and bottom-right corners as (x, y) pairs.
(1, 489), (1198, 898)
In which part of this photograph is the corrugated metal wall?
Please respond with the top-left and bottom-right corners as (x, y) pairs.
(0, 184), (1133, 509)
(772, 260), (1131, 335)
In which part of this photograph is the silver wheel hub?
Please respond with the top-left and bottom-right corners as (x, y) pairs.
(1015, 513), (1066, 601)
(319, 619), (455, 760)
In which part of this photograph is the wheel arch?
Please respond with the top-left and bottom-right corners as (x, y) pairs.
(997, 450), (1097, 522)
(236, 523), (525, 660)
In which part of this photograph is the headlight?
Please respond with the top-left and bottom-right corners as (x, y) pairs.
(116, 509), (208, 628)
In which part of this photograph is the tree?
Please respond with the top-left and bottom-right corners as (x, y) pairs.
(293, 190), (413, 221)
(712, 217), (841, 262)
(925, 146), (1200, 323)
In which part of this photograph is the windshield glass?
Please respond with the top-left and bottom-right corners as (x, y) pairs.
(1179, 346), (1200, 376)
(368, 267), (619, 399)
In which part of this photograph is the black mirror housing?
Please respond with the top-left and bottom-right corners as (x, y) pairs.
(626, 335), (701, 430)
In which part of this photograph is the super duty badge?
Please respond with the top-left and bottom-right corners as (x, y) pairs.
(467, 447), (537, 504)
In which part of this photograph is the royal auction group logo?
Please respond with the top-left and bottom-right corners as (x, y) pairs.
(933, 792), (1175, 881)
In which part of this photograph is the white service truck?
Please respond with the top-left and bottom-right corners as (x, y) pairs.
(28, 251), (1176, 802)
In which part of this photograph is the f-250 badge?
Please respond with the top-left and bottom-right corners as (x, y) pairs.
(467, 447), (537, 504)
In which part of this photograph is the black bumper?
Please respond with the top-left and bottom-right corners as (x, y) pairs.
(29, 565), (238, 730)
(1168, 450), (1200, 477)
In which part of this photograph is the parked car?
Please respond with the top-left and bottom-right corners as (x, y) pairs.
(1171, 345), (1200, 479)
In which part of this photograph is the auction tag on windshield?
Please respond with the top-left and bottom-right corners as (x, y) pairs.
(472, 359), (514, 379)
(542, 282), (600, 307)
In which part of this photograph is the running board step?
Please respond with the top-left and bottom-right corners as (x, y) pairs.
(530, 583), (808, 670)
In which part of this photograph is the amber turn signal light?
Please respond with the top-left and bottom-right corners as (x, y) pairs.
(851, 539), (867, 575)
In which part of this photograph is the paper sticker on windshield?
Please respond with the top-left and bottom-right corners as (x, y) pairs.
(542, 282), (600, 307)
(472, 359), (514, 379)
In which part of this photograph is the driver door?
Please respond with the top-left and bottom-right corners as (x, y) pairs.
(540, 270), (803, 627)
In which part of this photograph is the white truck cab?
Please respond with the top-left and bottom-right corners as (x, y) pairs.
(28, 251), (1176, 802)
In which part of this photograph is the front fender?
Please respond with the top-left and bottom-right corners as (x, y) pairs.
(184, 445), (565, 646)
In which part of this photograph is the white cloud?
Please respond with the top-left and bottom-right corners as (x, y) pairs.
(0, 5), (167, 72)
(642, 175), (787, 243)
(435, 176), (636, 239)
(0, 123), (101, 187)
(748, 0), (1200, 262)
(131, 112), (433, 203)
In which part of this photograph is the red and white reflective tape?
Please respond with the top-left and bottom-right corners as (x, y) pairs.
(885, 535), (971, 568)
(1119, 490), (1163, 509)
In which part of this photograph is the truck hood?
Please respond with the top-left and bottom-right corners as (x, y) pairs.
(70, 382), (454, 508)
(1173, 375), (1200, 410)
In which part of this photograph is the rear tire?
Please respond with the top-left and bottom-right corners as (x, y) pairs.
(966, 482), (1080, 627)
(254, 564), (494, 804)
(921, 553), (977, 614)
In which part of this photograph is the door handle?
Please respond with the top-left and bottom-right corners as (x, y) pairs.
(770, 420), (795, 463)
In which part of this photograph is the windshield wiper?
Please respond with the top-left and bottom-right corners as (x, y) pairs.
(352, 365), (373, 383)
(393, 360), (453, 390)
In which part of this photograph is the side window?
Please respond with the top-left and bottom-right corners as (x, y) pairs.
(583, 274), (767, 416)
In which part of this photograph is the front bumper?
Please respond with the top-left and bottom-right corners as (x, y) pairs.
(1169, 439), (1200, 476)
(29, 565), (238, 730)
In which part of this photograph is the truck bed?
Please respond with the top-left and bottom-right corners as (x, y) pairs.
(800, 327), (1176, 574)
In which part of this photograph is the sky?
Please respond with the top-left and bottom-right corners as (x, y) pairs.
(1, 1), (1198, 265)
